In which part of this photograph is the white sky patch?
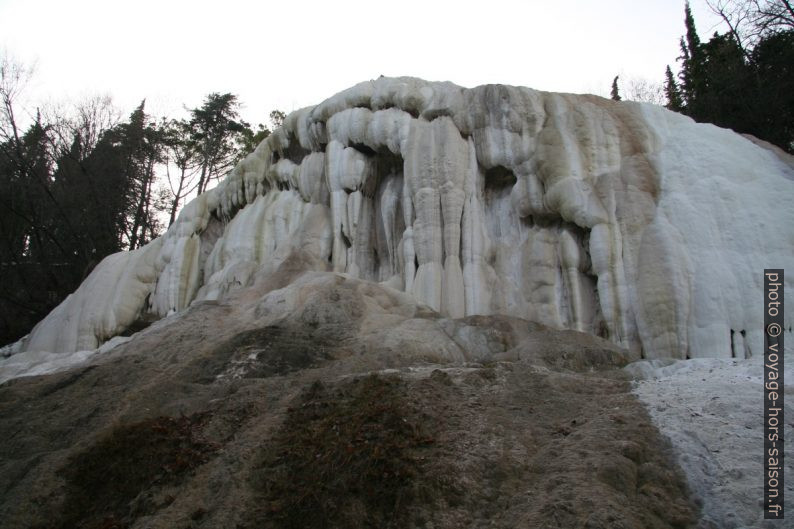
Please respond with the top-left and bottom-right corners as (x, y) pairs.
(0, 0), (726, 125)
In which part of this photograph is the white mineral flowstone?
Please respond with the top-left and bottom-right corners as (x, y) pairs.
(629, 352), (794, 529)
(21, 239), (163, 353)
(0, 335), (132, 385)
(5, 76), (793, 363)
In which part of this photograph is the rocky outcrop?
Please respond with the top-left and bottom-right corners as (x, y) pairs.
(11, 77), (794, 361)
(0, 271), (698, 529)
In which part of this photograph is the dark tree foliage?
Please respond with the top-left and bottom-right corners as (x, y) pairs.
(188, 93), (249, 194)
(664, 65), (684, 111)
(116, 102), (166, 249)
(269, 109), (286, 129)
(236, 108), (285, 159)
(751, 30), (794, 149)
(0, 117), (71, 344)
(0, 64), (169, 344)
(671, 1), (794, 153)
(237, 123), (270, 160)
(0, 57), (286, 345)
(163, 99), (280, 226)
(162, 118), (200, 227)
(610, 76), (622, 101)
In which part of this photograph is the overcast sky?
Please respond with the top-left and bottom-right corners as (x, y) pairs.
(0, 0), (726, 126)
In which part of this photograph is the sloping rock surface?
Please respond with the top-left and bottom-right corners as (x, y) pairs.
(0, 271), (697, 529)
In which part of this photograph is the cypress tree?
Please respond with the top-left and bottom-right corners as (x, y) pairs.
(664, 65), (684, 112)
(610, 76), (621, 101)
(679, 2), (706, 118)
(683, 2), (701, 58)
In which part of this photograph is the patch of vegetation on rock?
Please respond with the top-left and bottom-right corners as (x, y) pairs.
(52, 413), (218, 529)
(248, 375), (445, 529)
(186, 325), (335, 383)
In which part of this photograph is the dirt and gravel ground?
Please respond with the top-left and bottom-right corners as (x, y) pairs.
(0, 272), (699, 529)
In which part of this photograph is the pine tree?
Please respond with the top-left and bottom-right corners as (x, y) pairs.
(162, 119), (199, 227)
(269, 110), (286, 129)
(188, 93), (248, 194)
(610, 76), (621, 101)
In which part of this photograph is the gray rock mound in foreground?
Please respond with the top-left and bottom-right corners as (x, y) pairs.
(0, 269), (701, 529)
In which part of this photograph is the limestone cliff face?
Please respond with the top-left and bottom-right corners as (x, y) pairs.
(15, 77), (794, 359)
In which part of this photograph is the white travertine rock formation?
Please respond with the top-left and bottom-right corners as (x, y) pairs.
(11, 77), (794, 359)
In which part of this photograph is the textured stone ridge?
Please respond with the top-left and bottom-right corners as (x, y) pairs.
(14, 77), (794, 359)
